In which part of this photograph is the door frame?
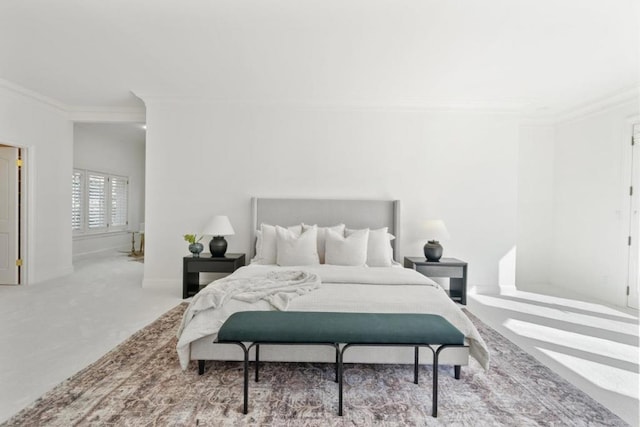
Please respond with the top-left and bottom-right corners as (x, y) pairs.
(625, 117), (640, 309)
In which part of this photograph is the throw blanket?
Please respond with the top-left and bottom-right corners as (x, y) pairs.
(177, 270), (320, 368)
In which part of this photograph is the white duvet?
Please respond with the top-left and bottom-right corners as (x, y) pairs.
(176, 264), (489, 370)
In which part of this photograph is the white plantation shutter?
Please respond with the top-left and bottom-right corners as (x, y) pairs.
(71, 170), (84, 231)
(110, 176), (128, 228)
(73, 169), (129, 233)
(88, 173), (107, 230)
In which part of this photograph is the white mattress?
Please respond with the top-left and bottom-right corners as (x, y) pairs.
(177, 264), (489, 370)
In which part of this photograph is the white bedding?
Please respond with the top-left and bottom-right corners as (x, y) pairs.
(176, 264), (489, 370)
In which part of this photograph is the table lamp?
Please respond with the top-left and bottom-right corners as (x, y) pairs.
(202, 215), (235, 257)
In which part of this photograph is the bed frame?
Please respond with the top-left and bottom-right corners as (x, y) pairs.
(189, 197), (469, 370)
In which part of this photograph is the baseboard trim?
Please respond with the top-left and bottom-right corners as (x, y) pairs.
(73, 246), (130, 260)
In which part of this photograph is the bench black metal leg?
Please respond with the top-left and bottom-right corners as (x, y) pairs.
(338, 344), (348, 416)
(198, 360), (205, 375)
(414, 346), (419, 384)
(255, 344), (260, 382)
(454, 365), (461, 380)
(432, 345), (457, 418)
(432, 350), (439, 417)
(228, 343), (250, 414)
(335, 345), (339, 383)
(243, 346), (250, 414)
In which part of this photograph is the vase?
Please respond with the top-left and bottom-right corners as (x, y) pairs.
(189, 242), (204, 257)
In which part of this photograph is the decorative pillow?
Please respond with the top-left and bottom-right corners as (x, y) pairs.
(324, 228), (369, 266)
(302, 223), (346, 264)
(253, 223), (302, 264)
(345, 227), (394, 267)
(276, 225), (320, 266)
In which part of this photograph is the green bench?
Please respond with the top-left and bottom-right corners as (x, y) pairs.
(216, 311), (466, 417)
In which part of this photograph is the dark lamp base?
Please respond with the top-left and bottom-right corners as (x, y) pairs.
(424, 240), (443, 262)
(210, 236), (228, 257)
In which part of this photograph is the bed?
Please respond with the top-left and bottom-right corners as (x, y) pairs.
(177, 198), (489, 373)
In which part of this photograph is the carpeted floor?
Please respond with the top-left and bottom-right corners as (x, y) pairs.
(2, 304), (627, 426)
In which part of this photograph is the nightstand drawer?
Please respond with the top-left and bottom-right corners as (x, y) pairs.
(187, 261), (238, 273)
(417, 265), (463, 278)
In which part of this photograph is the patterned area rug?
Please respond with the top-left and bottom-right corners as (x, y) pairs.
(3, 304), (626, 426)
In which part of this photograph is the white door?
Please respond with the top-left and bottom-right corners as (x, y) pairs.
(0, 146), (19, 285)
(628, 125), (640, 309)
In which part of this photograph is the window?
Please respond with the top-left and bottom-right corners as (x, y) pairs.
(110, 176), (128, 228)
(72, 169), (128, 234)
(71, 171), (84, 231)
(88, 172), (107, 230)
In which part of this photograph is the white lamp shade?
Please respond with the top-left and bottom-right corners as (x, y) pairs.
(424, 220), (450, 241)
(202, 215), (235, 236)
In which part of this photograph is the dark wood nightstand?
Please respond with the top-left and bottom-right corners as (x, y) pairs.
(404, 257), (468, 305)
(183, 253), (246, 299)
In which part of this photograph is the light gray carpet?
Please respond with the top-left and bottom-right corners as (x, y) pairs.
(2, 304), (626, 426)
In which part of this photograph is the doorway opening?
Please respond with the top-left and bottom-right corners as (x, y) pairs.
(72, 123), (146, 262)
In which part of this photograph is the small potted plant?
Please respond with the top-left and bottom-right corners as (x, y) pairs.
(184, 234), (204, 257)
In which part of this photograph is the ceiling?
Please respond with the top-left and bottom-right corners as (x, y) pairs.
(0, 0), (637, 113)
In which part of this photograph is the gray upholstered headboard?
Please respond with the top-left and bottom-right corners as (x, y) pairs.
(250, 198), (401, 261)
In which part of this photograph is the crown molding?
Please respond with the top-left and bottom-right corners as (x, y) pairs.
(133, 91), (526, 115)
(5, 83), (633, 123)
(553, 86), (639, 124)
(0, 78), (146, 122)
(68, 107), (145, 123)
(518, 86), (639, 126)
(69, 89), (146, 122)
(0, 78), (69, 113)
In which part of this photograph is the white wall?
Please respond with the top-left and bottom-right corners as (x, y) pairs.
(549, 100), (638, 306)
(516, 125), (555, 290)
(142, 100), (519, 295)
(0, 83), (73, 283)
(72, 123), (146, 257)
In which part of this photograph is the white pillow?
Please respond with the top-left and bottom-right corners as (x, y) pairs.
(253, 223), (302, 264)
(324, 228), (369, 266)
(252, 230), (263, 263)
(345, 227), (395, 267)
(302, 223), (345, 264)
(276, 225), (320, 266)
